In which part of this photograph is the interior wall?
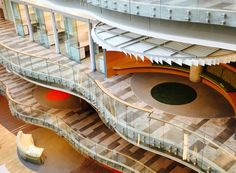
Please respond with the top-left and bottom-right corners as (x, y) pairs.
(106, 51), (152, 77)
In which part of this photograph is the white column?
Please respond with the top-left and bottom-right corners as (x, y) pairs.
(189, 65), (203, 83)
(24, 5), (33, 41)
(103, 49), (107, 78)
(9, 1), (17, 32)
(50, 11), (60, 54)
(88, 21), (96, 71)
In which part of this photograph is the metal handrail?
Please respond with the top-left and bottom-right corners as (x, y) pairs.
(0, 41), (235, 172)
(95, 80), (236, 158)
(0, 79), (155, 173)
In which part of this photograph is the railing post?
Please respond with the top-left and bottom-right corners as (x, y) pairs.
(46, 59), (50, 75)
(148, 114), (151, 147)
(92, 82), (96, 103)
(88, 80), (92, 101)
(16, 52), (21, 68)
(45, 59), (50, 82)
(58, 63), (63, 82)
(29, 56), (34, 71)
(162, 122), (165, 150)
(113, 99), (117, 123)
(102, 91), (105, 114)
(95, 143), (97, 156)
(125, 105), (128, 138)
(72, 64), (76, 84)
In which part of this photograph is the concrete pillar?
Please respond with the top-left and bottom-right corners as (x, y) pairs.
(103, 49), (107, 78)
(189, 65), (203, 83)
(24, 5), (33, 41)
(9, 1), (17, 33)
(88, 21), (96, 71)
(50, 11), (60, 54)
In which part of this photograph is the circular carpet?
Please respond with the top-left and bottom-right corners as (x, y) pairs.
(34, 86), (81, 109)
(151, 82), (197, 105)
(131, 73), (235, 118)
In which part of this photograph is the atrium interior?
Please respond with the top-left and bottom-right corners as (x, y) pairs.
(0, 0), (236, 173)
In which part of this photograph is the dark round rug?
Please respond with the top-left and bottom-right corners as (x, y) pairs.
(151, 82), (197, 105)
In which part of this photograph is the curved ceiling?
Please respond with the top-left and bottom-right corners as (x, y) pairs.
(16, 0), (236, 51)
(92, 23), (236, 66)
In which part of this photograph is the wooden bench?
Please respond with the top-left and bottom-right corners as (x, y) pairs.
(16, 131), (45, 164)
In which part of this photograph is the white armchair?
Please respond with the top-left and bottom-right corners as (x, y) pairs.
(16, 131), (45, 164)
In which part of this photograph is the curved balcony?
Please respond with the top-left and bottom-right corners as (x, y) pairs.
(86, 0), (236, 28)
(0, 76), (153, 173)
(13, 0), (236, 52)
(0, 42), (236, 173)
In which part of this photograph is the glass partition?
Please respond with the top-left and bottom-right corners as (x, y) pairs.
(77, 20), (89, 61)
(95, 43), (105, 74)
(32, 8), (50, 48)
(55, 15), (90, 63)
(11, 2), (25, 36)
(28, 6), (38, 39)
(54, 13), (66, 54)
(63, 16), (80, 62)
(85, 0), (236, 27)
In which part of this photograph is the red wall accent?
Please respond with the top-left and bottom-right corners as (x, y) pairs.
(106, 51), (152, 77)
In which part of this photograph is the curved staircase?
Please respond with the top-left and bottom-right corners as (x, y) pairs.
(0, 18), (235, 173)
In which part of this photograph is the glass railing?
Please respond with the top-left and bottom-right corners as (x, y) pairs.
(0, 42), (236, 173)
(0, 80), (153, 173)
(84, 0), (236, 27)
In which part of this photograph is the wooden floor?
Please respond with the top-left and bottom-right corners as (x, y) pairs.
(0, 65), (196, 173)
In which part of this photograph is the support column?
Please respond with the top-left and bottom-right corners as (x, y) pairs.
(24, 5), (33, 41)
(189, 65), (203, 83)
(50, 11), (60, 54)
(9, 1), (17, 34)
(88, 21), (96, 71)
(103, 49), (107, 78)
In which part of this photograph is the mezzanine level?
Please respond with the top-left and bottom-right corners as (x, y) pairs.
(0, 18), (236, 173)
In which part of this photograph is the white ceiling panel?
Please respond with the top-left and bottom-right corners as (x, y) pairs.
(92, 23), (236, 66)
